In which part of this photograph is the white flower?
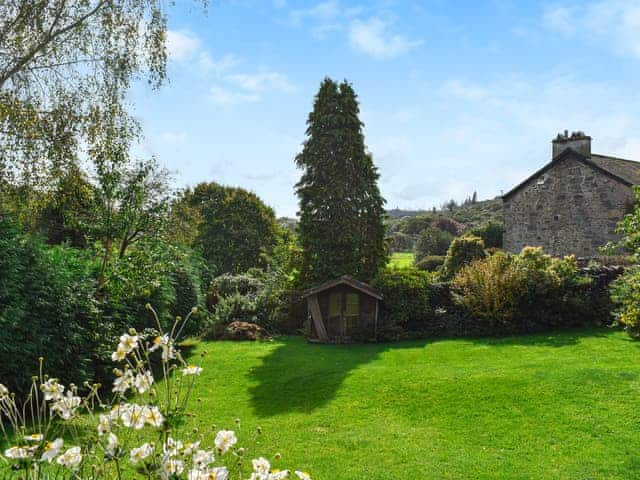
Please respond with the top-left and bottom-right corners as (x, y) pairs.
(120, 403), (146, 430)
(214, 430), (237, 454)
(192, 449), (214, 467)
(188, 467), (229, 480)
(253, 457), (271, 475)
(111, 346), (127, 362)
(112, 369), (134, 394)
(269, 471), (289, 480)
(143, 405), (165, 428)
(97, 414), (112, 436)
(183, 441), (201, 456)
(294, 472), (312, 480)
(106, 433), (119, 456)
(24, 433), (43, 442)
(119, 333), (139, 353)
(182, 365), (203, 376)
(164, 437), (183, 457)
(41, 438), (63, 463)
(162, 458), (185, 477)
(4, 446), (34, 460)
(41, 379), (64, 401)
(0, 383), (8, 398)
(150, 334), (176, 361)
(134, 370), (154, 393)
(56, 446), (82, 469)
(50, 391), (81, 420)
(130, 443), (153, 464)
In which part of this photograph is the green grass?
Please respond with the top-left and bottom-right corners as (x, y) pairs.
(182, 329), (640, 479)
(389, 251), (414, 268)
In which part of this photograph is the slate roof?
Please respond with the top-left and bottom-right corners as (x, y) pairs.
(502, 148), (640, 200)
(301, 275), (383, 300)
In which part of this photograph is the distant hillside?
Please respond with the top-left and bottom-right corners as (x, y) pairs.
(387, 197), (502, 228)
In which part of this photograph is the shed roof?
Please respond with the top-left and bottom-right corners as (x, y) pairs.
(301, 275), (383, 300)
(502, 148), (640, 200)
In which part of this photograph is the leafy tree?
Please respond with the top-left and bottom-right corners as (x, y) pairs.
(414, 227), (454, 259)
(295, 78), (387, 285)
(468, 220), (504, 249)
(442, 235), (486, 280)
(173, 182), (278, 274)
(399, 215), (433, 235)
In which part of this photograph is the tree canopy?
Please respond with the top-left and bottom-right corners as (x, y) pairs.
(295, 78), (387, 285)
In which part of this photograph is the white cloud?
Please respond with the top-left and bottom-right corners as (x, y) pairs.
(543, 1), (640, 58)
(225, 71), (296, 94)
(209, 84), (259, 105)
(348, 18), (422, 59)
(289, 0), (343, 26)
(166, 30), (200, 62)
(198, 52), (240, 73)
(440, 80), (488, 102)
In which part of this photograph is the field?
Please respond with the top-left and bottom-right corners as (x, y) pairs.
(182, 328), (640, 479)
(389, 251), (414, 268)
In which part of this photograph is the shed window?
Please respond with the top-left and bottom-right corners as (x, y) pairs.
(329, 292), (341, 317)
(345, 293), (359, 315)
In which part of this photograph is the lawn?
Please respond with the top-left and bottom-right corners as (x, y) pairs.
(389, 251), (414, 268)
(182, 328), (640, 479)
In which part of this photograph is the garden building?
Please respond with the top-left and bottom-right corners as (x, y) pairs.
(502, 131), (640, 257)
(302, 275), (382, 343)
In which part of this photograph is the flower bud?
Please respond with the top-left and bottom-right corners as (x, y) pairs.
(275, 453), (281, 460)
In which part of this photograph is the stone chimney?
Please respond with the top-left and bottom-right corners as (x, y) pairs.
(552, 130), (591, 158)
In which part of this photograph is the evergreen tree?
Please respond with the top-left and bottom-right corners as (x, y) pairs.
(295, 78), (387, 285)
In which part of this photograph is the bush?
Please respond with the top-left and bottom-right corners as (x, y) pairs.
(203, 293), (261, 339)
(386, 231), (414, 253)
(371, 267), (433, 339)
(415, 255), (445, 272)
(0, 218), (100, 395)
(468, 220), (503, 249)
(442, 235), (486, 280)
(414, 227), (454, 259)
(434, 216), (465, 236)
(611, 266), (640, 337)
(452, 247), (594, 334)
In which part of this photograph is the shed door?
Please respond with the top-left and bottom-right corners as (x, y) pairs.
(327, 291), (360, 338)
(344, 293), (360, 336)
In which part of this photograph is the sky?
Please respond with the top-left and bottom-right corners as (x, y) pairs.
(130, 0), (640, 217)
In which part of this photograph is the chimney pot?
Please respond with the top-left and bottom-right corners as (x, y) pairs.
(552, 130), (591, 158)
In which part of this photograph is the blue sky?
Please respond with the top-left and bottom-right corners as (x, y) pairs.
(131, 0), (640, 217)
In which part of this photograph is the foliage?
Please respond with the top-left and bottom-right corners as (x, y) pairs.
(398, 215), (433, 235)
(414, 255), (445, 272)
(371, 267), (433, 339)
(452, 247), (594, 334)
(386, 231), (414, 253)
(608, 186), (640, 338)
(441, 235), (486, 280)
(0, 308), (310, 479)
(610, 267), (640, 337)
(295, 78), (387, 286)
(0, 218), (99, 395)
(171, 182), (279, 275)
(433, 217), (465, 236)
(0, 0), (201, 190)
(414, 227), (454, 259)
(467, 220), (503, 249)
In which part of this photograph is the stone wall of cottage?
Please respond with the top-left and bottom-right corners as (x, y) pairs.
(503, 155), (634, 257)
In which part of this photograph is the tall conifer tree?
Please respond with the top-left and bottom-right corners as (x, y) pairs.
(295, 78), (387, 285)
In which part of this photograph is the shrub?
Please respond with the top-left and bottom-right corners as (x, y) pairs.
(203, 293), (261, 339)
(371, 267), (433, 339)
(414, 227), (454, 259)
(452, 247), (594, 334)
(434, 216), (465, 236)
(386, 231), (414, 253)
(611, 266), (640, 338)
(468, 220), (503, 249)
(0, 218), (100, 395)
(415, 255), (445, 272)
(441, 235), (486, 280)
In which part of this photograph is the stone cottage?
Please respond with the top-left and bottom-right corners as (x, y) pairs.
(502, 131), (640, 257)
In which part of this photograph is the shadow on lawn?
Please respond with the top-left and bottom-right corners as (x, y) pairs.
(247, 338), (422, 417)
(248, 327), (625, 417)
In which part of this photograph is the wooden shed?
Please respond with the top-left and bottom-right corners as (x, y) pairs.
(301, 275), (382, 343)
